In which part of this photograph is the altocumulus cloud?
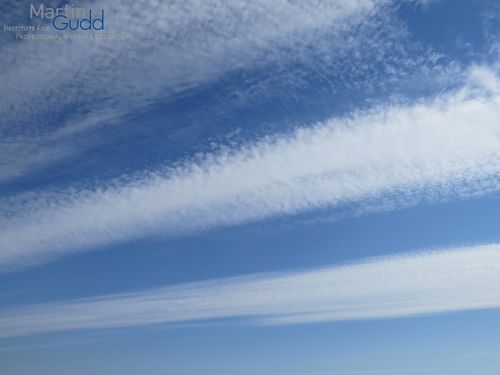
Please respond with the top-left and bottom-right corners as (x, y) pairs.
(0, 67), (499, 271)
(0, 243), (499, 338)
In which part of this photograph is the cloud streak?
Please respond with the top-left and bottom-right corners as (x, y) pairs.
(0, 244), (499, 338)
(0, 70), (500, 271)
(2, 0), (397, 182)
(1, 0), (385, 123)
(2, 0), (460, 187)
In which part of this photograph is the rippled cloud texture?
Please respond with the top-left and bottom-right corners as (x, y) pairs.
(1, 67), (499, 271)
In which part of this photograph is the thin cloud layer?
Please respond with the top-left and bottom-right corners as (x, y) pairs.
(1, 0), (395, 182)
(0, 71), (499, 271)
(0, 244), (499, 338)
(1, 0), (382, 122)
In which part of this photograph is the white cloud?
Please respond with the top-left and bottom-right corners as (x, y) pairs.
(0, 0), (436, 182)
(0, 0), (382, 122)
(0, 244), (499, 338)
(0, 75), (499, 271)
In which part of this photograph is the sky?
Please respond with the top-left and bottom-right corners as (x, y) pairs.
(0, 0), (500, 374)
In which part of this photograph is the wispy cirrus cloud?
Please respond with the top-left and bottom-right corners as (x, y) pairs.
(0, 244), (499, 338)
(0, 0), (383, 123)
(0, 68), (499, 271)
(0, 0), (444, 183)
(459, 352), (500, 361)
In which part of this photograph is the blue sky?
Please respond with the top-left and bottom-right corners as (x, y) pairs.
(1, 0), (500, 374)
